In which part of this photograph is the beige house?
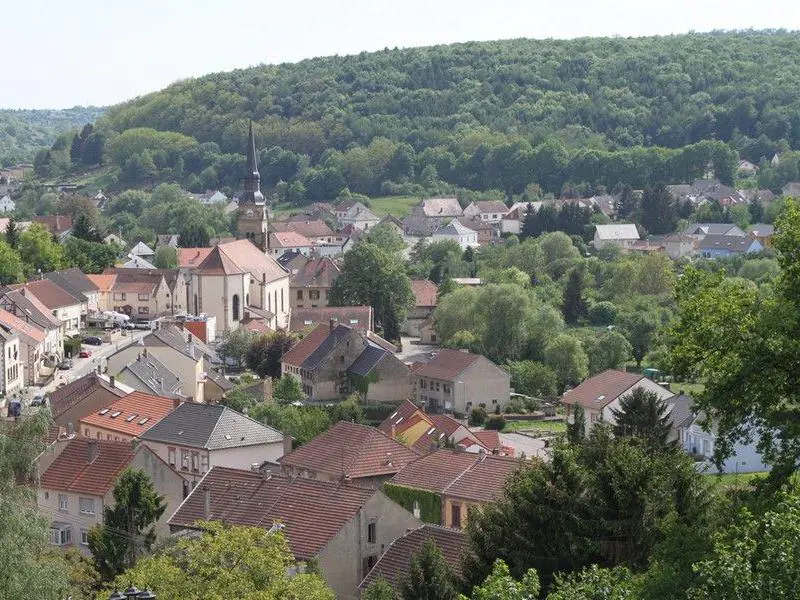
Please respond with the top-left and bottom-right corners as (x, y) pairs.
(0, 288), (64, 362)
(88, 269), (172, 320)
(593, 224), (640, 250)
(288, 256), (340, 310)
(43, 268), (101, 326)
(105, 327), (211, 403)
(189, 239), (290, 333)
(411, 349), (511, 415)
(139, 402), (286, 495)
(402, 198), (464, 235)
(169, 466), (422, 600)
(0, 308), (45, 387)
(404, 280), (438, 336)
(39, 438), (186, 553)
(281, 323), (412, 403)
(16, 279), (82, 337)
(0, 324), (23, 398)
(462, 200), (508, 223)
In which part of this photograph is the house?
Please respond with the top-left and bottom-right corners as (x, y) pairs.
(155, 234), (180, 248)
(122, 254), (157, 269)
(289, 306), (374, 333)
(32, 215), (72, 238)
(48, 373), (133, 429)
(289, 256), (340, 309)
(39, 439), (186, 553)
(782, 181), (800, 197)
(0, 323), (23, 399)
(663, 234), (696, 259)
(189, 239), (290, 332)
(196, 190), (228, 205)
(377, 214), (404, 236)
(129, 241), (155, 259)
(177, 247), (213, 271)
(678, 411), (767, 474)
(114, 353), (185, 399)
(281, 322), (412, 402)
(0, 308), (46, 386)
(411, 349), (511, 415)
(0, 194), (15, 212)
(335, 201), (380, 230)
(168, 466), (422, 600)
(404, 280), (438, 337)
(431, 220), (479, 250)
(403, 198), (464, 235)
(88, 270), (170, 320)
(593, 224), (640, 250)
(138, 402), (286, 492)
(457, 216), (494, 245)
(386, 449), (521, 528)
(683, 223), (747, 241)
(737, 160), (758, 175)
(749, 223), (775, 247)
(500, 206), (523, 235)
(698, 234), (763, 258)
(268, 231), (314, 257)
(462, 200), (508, 223)
(359, 525), (466, 595)
(78, 391), (179, 442)
(0, 288), (64, 364)
(271, 219), (337, 244)
(43, 268), (101, 325)
(279, 420), (420, 488)
(106, 326), (212, 402)
(586, 194), (617, 218)
(13, 279), (82, 337)
(560, 369), (674, 437)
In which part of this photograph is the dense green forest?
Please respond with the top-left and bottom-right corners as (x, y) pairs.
(0, 107), (105, 166)
(33, 31), (800, 202)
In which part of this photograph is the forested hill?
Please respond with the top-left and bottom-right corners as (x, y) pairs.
(40, 31), (800, 199)
(0, 107), (105, 166)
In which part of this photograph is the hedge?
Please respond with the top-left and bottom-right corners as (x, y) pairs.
(383, 483), (442, 524)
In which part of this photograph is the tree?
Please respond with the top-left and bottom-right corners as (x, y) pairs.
(508, 361), (558, 400)
(71, 212), (102, 242)
(562, 265), (587, 324)
(546, 565), (636, 600)
(329, 242), (414, 341)
(363, 578), (398, 600)
(400, 538), (459, 600)
(88, 468), (166, 580)
(363, 222), (406, 253)
(470, 559), (540, 600)
(153, 245), (178, 269)
(328, 395), (366, 423)
(246, 330), (296, 379)
(110, 521), (334, 599)
(5, 216), (19, 249)
(17, 223), (63, 276)
(620, 312), (658, 367)
(273, 374), (305, 403)
(217, 327), (256, 371)
(585, 331), (633, 374)
(0, 240), (24, 285)
(543, 334), (589, 392)
(611, 387), (674, 448)
(178, 219), (212, 247)
(567, 405), (586, 445)
(63, 237), (118, 273)
(639, 185), (677, 235)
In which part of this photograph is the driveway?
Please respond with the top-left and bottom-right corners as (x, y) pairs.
(499, 432), (551, 461)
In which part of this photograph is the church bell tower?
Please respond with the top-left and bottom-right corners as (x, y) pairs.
(236, 121), (269, 251)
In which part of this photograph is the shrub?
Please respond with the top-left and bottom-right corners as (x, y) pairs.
(588, 301), (618, 326)
(504, 398), (528, 414)
(468, 406), (488, 427)
(485, 415), (506, 431)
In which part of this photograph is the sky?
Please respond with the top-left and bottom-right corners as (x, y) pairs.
(5, 0), (800, 109)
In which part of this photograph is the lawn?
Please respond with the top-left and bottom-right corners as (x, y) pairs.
(368, 196), (420, 218)
(672, 381), (705, 396)
(502, 419), (566, 434)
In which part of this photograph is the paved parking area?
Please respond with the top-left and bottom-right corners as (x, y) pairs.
(398, 336), (439, 364)
(499, 433), (551, 460)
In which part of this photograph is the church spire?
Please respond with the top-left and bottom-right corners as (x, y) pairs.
(241, 120), (264, 204)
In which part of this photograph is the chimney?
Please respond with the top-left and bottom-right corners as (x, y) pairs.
(329, 318), (337, 332)
(109, 375), (115, 388)
(203, 486), (211, 519)
(172, 397), (182, 409)
(86, 440), (98, 464)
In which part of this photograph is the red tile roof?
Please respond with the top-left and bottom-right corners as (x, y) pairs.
(360, 526), (466, 591)
(194, 245), (245, 275)
(79, 392), (177, 437)
(280, 421), (420, 480)
(177, 247), (213, 269)
(0, 308), (45, 343)
(86, 273), (116, 292)
(429, 414), (463, 438)
(16, 279), (81, 309)
(377, 400), (424, 437)
(472, 430), (503, 452)
(32, 214), (72, 234)
(269, 231), (312, 248)
(40, 438), (134, 496)
(560, 369), (645, 409)
(472, 200), (509, 214)
(410, 280), (438, 308)
(389, 449), (521, 502)
(272, 220), (335, 239)
(168, 466), (376, 559)
(280, 323), (331, 367)
(412, 349), (481, 381)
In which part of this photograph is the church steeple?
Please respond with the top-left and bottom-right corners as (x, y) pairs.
(241, 120), (264, 205)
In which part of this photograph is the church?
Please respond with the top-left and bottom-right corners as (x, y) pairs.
(188, 122), (290, 333)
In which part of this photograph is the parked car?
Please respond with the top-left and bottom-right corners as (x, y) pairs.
(30, 394), (47, 407)
(58, 358), (73, 370)
(83, 336), (103, 346)
(79, 350), (92, 358)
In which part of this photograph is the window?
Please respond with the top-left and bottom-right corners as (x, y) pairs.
(84, 428), (90, 437)
(113, 292), (126, 301)
(79, 497), (95, 515)
(58, 494), (68, 511)
(420, 379), (427, 390)
(96, 432), (102, 439)
(137, 293), (149, 301)
(50, 526), (71, 546)
(181, 449), (190, 471)
(232, 294), (240, 322)
(435, 382), (440, 391)
(443, 384), (450, 394)
(80, 529), (89, 546)
(168, 447), (176, 467)
(367, 522), (377, 544)
(451, 504), (462, 528)
(702, 439), (711, 457)
(191, 452), (199, 472)
(412, 501), (421, 519)
(296, 290), (303, 300)
(200, 454), (209, 473)
(309, 290), (320, 301)
(138, 306), (149, 315)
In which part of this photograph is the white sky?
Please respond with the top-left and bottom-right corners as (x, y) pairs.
(5, 0), (800, 109)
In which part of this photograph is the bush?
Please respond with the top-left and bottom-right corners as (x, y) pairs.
(485, 415), (506, 431)
(504, 398), (528, 414)
(588, 301), (619, 326)
(468, 406), (488, 427)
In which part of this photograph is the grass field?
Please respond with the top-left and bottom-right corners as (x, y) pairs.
(502, 419), (566, 434)
(368, 196), (420, 218)
(672, 381), (705, 396)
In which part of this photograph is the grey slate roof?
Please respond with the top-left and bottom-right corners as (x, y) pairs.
(302, 324), (354, 371)
(698, 234), (759, 252)
(139, 402), (283, 449)
(347, 345), (388, 376)
(43, 268), (99, 301)
(667, 394), (696, 430)
(683, 223), (745, 237)
(121, 354), (183, 398)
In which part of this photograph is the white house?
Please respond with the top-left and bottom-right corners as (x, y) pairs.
(663, 234), (696, 259)
(268, 231), (313, 258)
(432, 220), (479, 250)
(593, 224), (640, 250)
(561, 369), (674, 437)
(0, 194), (15, 213)
(678, 412), (767, 474)
(462, 200), (508, 223)
(334, 201), (380, 230)
(0, 324), (23, 399)
(129, 241), (155, 259)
